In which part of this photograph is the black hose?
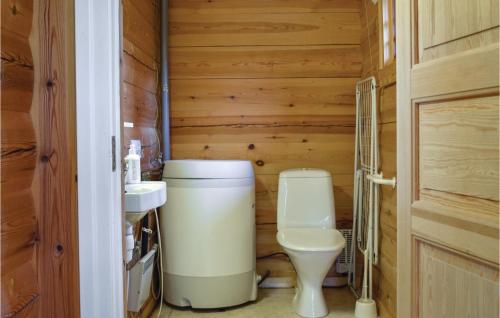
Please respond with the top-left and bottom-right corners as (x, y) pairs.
(256, 252), (289, 260)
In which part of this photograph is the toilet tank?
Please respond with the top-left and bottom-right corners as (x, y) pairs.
(277, 169), (335, 231)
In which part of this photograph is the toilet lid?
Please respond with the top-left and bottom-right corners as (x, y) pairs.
(276, 228), (346, 252)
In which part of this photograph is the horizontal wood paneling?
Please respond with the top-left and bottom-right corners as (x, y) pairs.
(123, 1), (162, 316)
(171, 127), (355, 175)
(122, 0), (159, 63)
(2, 0), (80, 316)
(360, 0), (379, 77)
(380, 84), (396, 124)
(0, 0), (33, 38)
(411, 44), (500, 98)
(170, 0), (361, 14)
(122, 0), (161, 173)
(169, 12), (361, 47)
(418, 189), (499, 225)
(171, 78), (357, 126)
(170, 46), (362, 79)
(419, 96), (499, 201)
(122, 82), (158, 128)
(122, 52), (157, 94)
(1, 1), (39, 316)
(170, 0), (361, 282)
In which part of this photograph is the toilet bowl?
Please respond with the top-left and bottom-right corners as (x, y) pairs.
(276, 169), (346, 318)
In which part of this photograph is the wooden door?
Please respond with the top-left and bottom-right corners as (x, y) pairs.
(1, 0), (80, 316)
(397, 0), (499, 317)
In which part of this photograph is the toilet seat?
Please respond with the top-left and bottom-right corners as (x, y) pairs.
(277, 228), (345, 252)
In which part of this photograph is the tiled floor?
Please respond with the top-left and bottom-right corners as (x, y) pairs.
(154, 287), (356, 318)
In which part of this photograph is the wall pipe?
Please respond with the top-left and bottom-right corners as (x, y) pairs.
(160, 0), (170, 160)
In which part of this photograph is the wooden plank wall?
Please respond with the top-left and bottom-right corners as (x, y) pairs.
(121, 1), (163, 317)
(169, 0), (362, 283)
(122, 0), (162, 177)
(359, 1), (397, 317)
(1, 0), (80, 316)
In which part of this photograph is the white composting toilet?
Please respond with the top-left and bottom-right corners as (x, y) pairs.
(276, 169), (346, 318)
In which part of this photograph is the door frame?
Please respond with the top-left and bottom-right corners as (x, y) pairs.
(396, 1), (412, 317)
(75, 0), (124, 317)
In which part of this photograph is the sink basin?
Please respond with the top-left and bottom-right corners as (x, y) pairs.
(124, 181), (167, 224)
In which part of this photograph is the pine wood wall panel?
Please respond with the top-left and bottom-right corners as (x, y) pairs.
(419, 97), (499, 201)
(359, 1), (397, 317)
(170, 0), (361, 14)
(170, 78), (357, 126)
(2, 0), (79, 316)
(122, 1), (162, 317)
(415, 241), (499, 318)
(122, 0), (162, 174)
(171, 127), (355, 174)
(1, 2), (38, 314)
(169, 12), (361, 47)
(170, 0), (361, 283)
(417, 0), (499, 63)
(32, 1), (80, 315)
(170, 46), (362, 79)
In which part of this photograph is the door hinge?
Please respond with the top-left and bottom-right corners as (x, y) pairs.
(111, 136), (116, 172)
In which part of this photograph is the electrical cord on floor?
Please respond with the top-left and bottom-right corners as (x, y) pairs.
(256, 252), (289, 260)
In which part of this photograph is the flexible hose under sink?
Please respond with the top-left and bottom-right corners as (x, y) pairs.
(154, 208), (164, 318)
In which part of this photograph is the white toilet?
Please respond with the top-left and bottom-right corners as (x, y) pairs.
(276, 169), (346, 318)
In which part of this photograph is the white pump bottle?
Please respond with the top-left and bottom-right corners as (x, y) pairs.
(125, 144), (141, 184)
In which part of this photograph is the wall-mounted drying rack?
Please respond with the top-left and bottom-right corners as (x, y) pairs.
(347, 77), (396, 318)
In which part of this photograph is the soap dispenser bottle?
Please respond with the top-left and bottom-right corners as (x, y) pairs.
(125, 144), (141, 184)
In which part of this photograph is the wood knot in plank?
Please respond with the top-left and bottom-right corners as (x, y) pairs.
(55, 243), (64, 256)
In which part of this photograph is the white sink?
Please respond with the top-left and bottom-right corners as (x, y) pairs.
(124, 181), (167, 224)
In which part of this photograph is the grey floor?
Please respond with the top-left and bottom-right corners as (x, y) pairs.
(154, 287), (356, 318)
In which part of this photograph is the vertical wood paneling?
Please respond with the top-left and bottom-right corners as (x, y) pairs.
(32, 0), (80, 316)
(416, 241), (499, 318)
(360, 1), (397, 317)
(1, 0), (79, 316)
(169, 0), (362, 283)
